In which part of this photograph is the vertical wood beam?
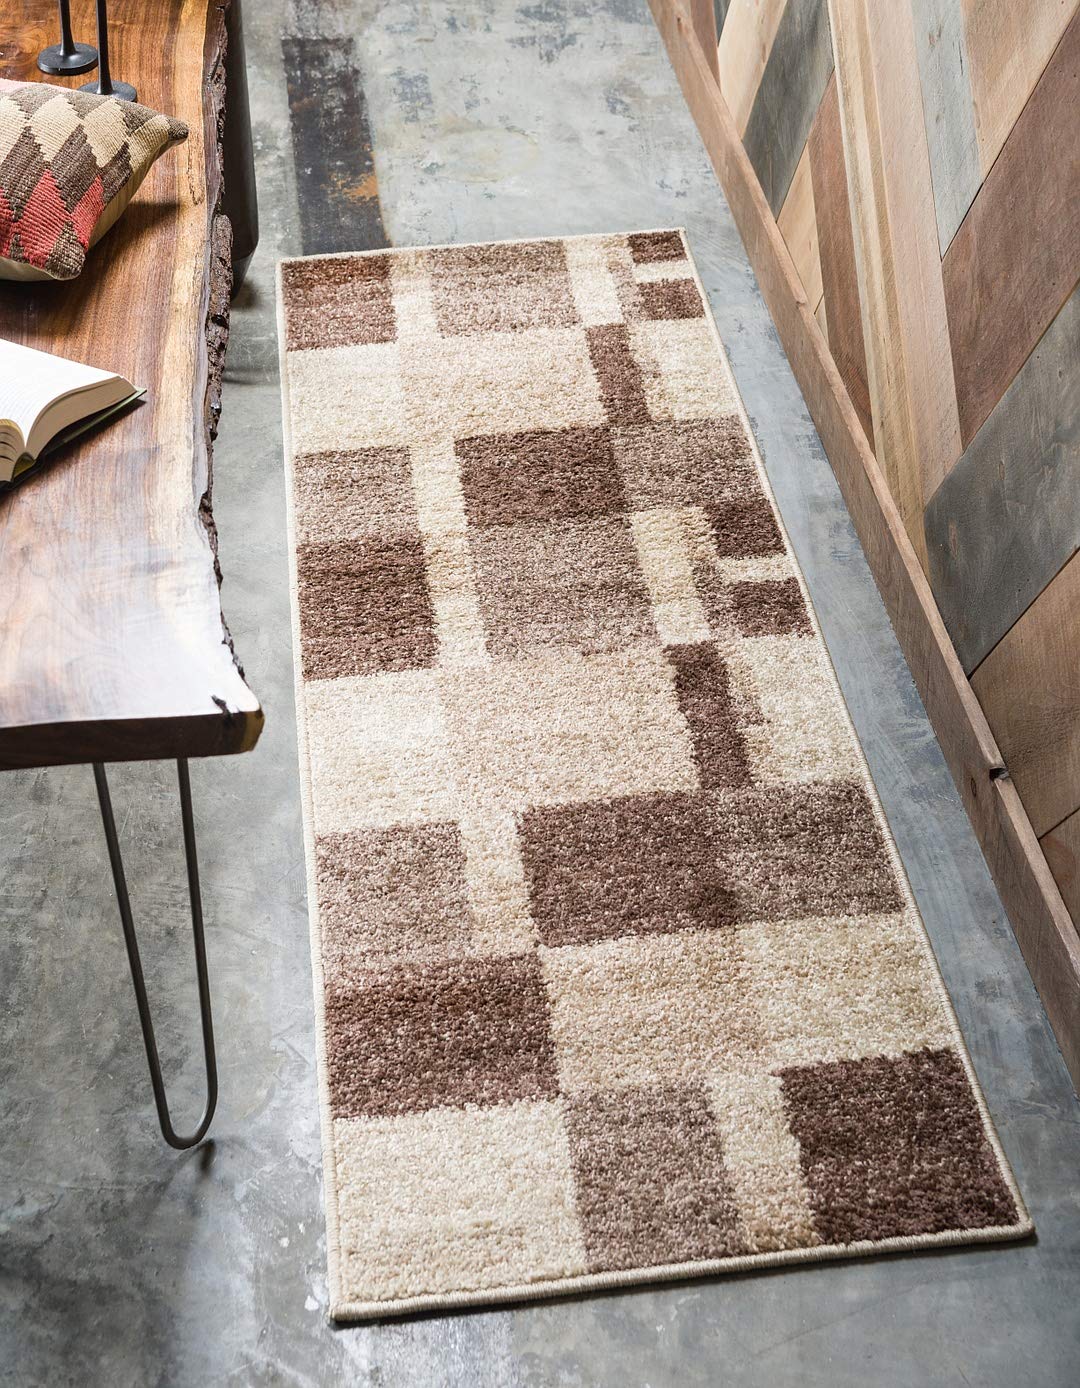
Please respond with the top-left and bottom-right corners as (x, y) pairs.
(808, 72), (873, 449)
(827, 0), (962, 572)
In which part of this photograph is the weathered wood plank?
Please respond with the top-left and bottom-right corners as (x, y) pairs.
(828, 0), (962, 570)
(808, 71), (873, 449)
(282, 34), (388, 256)
(777, 139), (823, 315)
(814, 292), (827, 339)
(964, 0), (1075, 190)
(742, 0), (834, 216)
(716, 0), (788, 137)
(912, 0), (1075, 256)
(942, 6), (1080, 448)
(910, 0), (981, 253)
(0, 0), (262, 769)
(971, 550), (1080, 842)
(689, 0), (720, 75)
(926, 288), (1080, 674)
(1042, 807), (1080, 928)
(650, 0), (1080, 1092)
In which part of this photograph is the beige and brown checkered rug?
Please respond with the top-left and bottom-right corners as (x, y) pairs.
(276, 230), (1030, 1321)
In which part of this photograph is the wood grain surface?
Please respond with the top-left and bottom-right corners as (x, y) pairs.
(972, 550), (1080, 842)
(808, 71), (872, 449)
(964, 0), (1075, 190)
(716, 0), (787, 136)
(650, 0), (1080, 1091)
(742, 0), (834, 216)
(688, 0), (720, 76)
(942, 5), (1080, 448)
(910, 0), (981, 253)
(912, 0), (1075, 256)
(776, 140), (822, 315)
(925, 288), (1080, 674)
(0, 0), (263, 769)
(829, 0), (963, 571)
(1042, 807), (1080, 927)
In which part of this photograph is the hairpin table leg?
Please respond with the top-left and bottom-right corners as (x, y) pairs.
(93, 759), (218, 1150)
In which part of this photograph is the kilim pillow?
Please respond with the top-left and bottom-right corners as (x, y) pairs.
(0, 79), (187, 282)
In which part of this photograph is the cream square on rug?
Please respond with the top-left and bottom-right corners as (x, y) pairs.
(276, 229), (1031, 1321)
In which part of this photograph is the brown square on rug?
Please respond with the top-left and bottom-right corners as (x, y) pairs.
(276, 231), (1031, 1322)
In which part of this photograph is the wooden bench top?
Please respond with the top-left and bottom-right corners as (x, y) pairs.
(0, 0), (263, 770)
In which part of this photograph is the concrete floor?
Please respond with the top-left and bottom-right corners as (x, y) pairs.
(2, 1), (1079, 1383)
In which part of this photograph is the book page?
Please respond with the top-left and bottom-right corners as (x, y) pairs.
(0, 338), (126, 446)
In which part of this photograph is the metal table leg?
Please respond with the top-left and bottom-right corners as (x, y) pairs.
(93, 759), (218, 1150)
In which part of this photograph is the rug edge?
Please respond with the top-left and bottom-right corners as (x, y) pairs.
(274, 224), (695, 271)
(329, 1217), (1034, 1323)
(275, 259), (349, 1323)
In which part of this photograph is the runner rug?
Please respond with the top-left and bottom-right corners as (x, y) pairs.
(276, 230), (1030, 1321)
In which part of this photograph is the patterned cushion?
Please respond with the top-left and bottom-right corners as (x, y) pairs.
(0, 79), (187, 281)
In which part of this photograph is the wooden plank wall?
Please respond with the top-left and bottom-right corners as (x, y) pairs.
(650, 0), (1080, 1087)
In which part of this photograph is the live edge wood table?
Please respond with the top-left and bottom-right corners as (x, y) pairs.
(0, 1), (261, 1148)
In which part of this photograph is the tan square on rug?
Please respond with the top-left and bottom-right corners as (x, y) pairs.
(276, 229), (1031, 1322)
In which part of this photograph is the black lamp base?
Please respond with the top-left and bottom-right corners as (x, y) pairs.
(80, 77), (138, 102)
(37, 42), (98, 76)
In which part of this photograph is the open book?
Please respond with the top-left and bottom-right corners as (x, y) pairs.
(0, 338), (144, 484)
